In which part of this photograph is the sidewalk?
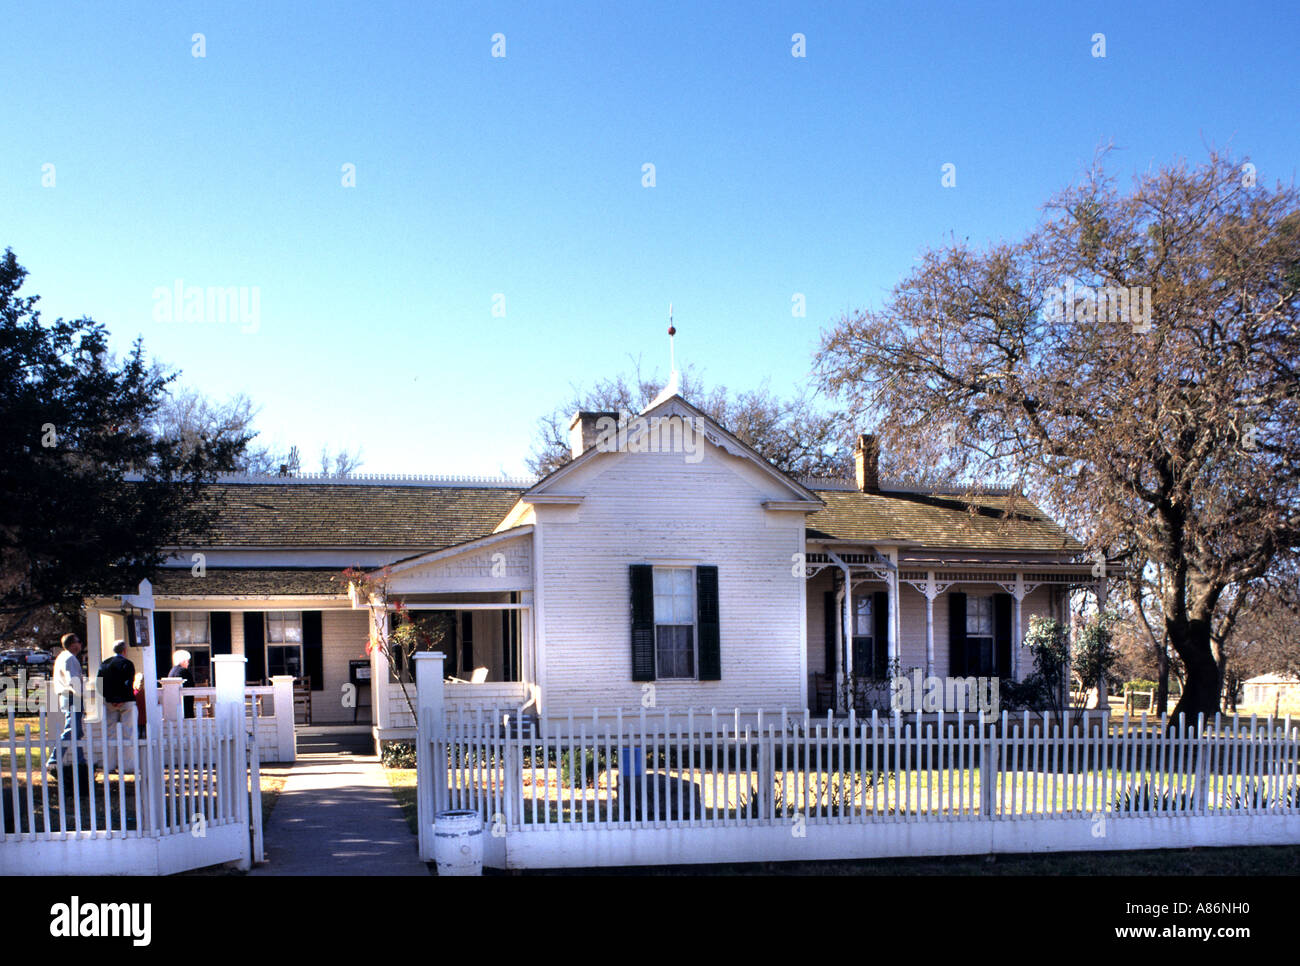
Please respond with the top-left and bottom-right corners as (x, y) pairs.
(250, 727), (430, 876)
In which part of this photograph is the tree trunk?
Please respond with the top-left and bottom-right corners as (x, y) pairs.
(1169, 618), (1220, 724)
(1155, 647), (1170, 716)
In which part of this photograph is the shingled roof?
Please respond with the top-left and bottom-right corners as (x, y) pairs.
(807, 488), (1082, 553)
(179, 483), (524, 549)
(151, 568), (347, 596)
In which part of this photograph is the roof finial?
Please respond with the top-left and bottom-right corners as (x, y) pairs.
(668, 302), (676, 370)
(665, 303), (680, 397)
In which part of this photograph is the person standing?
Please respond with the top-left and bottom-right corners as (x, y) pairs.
(96, 640), (137, 771)
(168, 649), (195, 718)
(46, 632), (85, 775)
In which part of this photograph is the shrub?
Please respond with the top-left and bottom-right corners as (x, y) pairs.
(560, 747), (610, 788)
(1227, 778), (1299, 809)
(1114, 779), (1192, 812)
(381, 741), (417, 769)
(1124, 679), (1159, 694)
(1000, 673), (1053, 712)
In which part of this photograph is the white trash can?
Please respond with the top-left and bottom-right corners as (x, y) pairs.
(434, 809), (484, 876)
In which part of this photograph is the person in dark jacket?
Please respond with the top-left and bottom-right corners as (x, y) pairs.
(96, 640), (136, 771)
(168, 649), (196, 718)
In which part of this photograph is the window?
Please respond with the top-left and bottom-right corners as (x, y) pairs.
(852, 593), (888, 679)
(266, 611), (304, 681)
(172, 612), (212, 686)
(653, 567), (696, 679)
(854, 596), (873, 637)
(966, 596), (995, 675)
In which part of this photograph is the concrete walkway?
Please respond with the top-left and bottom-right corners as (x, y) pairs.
(250, 727), (430, 876)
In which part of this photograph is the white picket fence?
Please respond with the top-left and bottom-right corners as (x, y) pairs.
(1, 656), (262, 875)
(411, 657), (1300, 869)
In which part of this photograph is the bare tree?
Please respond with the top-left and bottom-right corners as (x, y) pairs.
(319, 445), (363, 477)
(815, 151), (1300, 719)
(528, 359), (852, 479)
(151, 380), (363, 477)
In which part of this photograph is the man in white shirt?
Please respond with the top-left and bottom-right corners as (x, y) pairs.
(46, 632), (85, 772)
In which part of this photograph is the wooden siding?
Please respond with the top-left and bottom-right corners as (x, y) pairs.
(535, 441), (808, 716)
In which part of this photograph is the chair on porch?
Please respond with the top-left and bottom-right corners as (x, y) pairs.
(812, 673), (835, 715)
(293, 676), (312, 725)
(470, 667), (489, 683)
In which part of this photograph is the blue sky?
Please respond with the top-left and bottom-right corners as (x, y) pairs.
(2, 1), (1296, 476)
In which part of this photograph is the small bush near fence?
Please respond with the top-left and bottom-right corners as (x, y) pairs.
(381, 741), (418, 769)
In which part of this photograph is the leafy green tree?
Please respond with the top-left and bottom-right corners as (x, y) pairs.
(0, 248), (242, 641)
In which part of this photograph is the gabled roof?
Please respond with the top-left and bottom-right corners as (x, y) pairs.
(525, 394), (823, 507)
(807, 488), (1083, 553)
(375, 525), (533, 576)
(175, 482), (523, 549)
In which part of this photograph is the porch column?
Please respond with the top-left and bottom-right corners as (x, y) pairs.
(84, 607), (104, 679)
(841, 571), (853, 712)
(1011, 574), (1023, 681)
(924, 573), (936, 678)
(370, 605), (391, 733)
(521, 590), (536, 689)
(887, 550), (900, 669)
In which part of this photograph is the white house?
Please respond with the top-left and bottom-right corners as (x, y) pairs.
(82, 392), (1097, 749)
(1242, 673), (1300, 710)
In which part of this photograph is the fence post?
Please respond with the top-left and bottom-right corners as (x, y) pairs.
(160, 678), (182, 722)
(214, 654), (250, 870)
(270, 675), (297, 763)
(414, 651), (446, 863)
(1193, 712), (1209, 813)
(979, 712), (994, 817)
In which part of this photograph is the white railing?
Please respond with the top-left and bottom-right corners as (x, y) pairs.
(386, 679), (531, 733)
(175, 676), (296, 763)
(1, 656), (260, 875)
(414, 652), (1300, 870)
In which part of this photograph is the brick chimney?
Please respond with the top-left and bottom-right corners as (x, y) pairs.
(854, 433), (880, 493)
(569, 411), (618, 460)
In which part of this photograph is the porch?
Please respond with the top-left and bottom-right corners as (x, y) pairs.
(803, 546), (1104, 714)
(365, 593), (536, 749)
(354, 526), (538, 750)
